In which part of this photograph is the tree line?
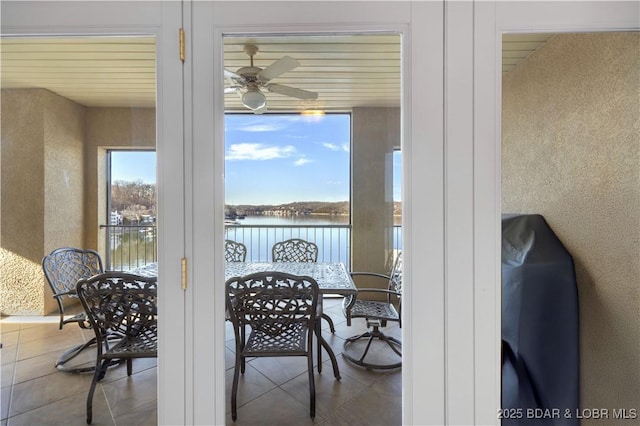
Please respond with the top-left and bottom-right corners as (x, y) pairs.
(111, 180), (156, 215)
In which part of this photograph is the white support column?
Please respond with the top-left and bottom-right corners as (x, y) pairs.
(444, 1), (476, 424)
(351, 107), (400, 275)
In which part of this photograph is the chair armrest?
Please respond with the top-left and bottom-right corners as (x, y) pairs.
(53, 289), (77, 298)
(351, 288), (401, 298)
(350, 271), (391, 281)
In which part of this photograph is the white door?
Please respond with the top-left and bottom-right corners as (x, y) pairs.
(0, 1), (186, 425)
(187, 1), (638, 425)
(472, 2), (639, 425)
(189, 1), (446, 424)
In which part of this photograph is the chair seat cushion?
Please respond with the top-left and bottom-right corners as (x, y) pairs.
(350, 299), (398, 321)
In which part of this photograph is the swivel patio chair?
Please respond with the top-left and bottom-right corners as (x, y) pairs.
(343, 251), (402, 369)
(225, 272), (320, 420)
(272, 238), (337, 371)
(42, 247), (104, 373)
(76, 272), (158, 424)
(225, 239), (247, 262)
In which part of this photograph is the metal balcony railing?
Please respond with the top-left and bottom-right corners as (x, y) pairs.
(225, 224), (352, 267)
(225, 224), (403, 270)
(101, 223), (402, 272)
(100, 224), (157, 271)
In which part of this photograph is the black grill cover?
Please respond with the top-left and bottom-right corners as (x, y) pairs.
(502, 214), (579, 425)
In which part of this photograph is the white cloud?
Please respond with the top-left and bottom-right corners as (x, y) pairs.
(294, 157), (312, 166)
(225, 143), (296, 161)
(321, 142), (350, 152)
(237, 123), (285, 132)
(322, 142), (340, 151)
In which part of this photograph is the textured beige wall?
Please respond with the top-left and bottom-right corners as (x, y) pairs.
(351, 107), (399, 276)
(502, 32), (639, 421)
(1, 90), (46, 314)
(84, 108), (155, 254)
(1, 93), (154, 315)
(1, 89), (85, 315)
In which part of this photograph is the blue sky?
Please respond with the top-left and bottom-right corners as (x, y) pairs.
(110, 113), (402, 205)
(225, 113), (352, 205)
(111, 150), (156, 184)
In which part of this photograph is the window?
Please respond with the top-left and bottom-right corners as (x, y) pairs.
(105, 150), (157, 270)
(224, 113), (351, 263)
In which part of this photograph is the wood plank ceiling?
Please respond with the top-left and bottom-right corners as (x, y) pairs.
(0, 33), (553, 111)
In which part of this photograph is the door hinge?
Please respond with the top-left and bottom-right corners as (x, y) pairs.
(179, 28), (185, 63)
(181, 257), (187, 290)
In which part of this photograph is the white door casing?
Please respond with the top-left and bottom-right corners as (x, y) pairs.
(189, 1), (446, 424)
(5, 1), (632, 424)
(0, 1), (187, 425)
(472, 1), (639, 425)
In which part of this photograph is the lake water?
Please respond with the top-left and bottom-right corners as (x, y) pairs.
(225, 215), (402, 267)
(234, 214), (401, 226)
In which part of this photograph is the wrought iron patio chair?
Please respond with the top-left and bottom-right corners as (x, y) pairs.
(342, 251), (402, 369)
(272, 238), (335, 328)
(226, 272), (320, 420)
(225, 239), (247, 262)
(42, 247), (104, 373)
(272, 238), (319, 263)
(272, 238), (337, 369)
(76, 272), (158, 424)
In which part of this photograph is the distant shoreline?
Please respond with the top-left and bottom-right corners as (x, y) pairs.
(225, 200), (401, 217)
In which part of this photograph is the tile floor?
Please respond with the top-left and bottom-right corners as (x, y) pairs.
(1, 298), (402, 425)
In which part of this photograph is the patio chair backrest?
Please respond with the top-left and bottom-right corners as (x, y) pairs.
(43, 247), (104, 297)
(42, 247), (104, 330)
(225, 239), (247, 262)
(76, 272), (158, 357)
(226, 271), (319, 337)
(272, 238), (318, 263)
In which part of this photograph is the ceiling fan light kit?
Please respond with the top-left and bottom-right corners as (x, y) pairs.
(225, 44), (319, 114)
(241, 89), (266, 111)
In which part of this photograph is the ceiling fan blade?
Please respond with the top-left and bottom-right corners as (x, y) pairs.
(257, 56), (299, 82)
(224, 87), (241, 94)
(266, 84), (318, 100)
(224, 68), (244, 81)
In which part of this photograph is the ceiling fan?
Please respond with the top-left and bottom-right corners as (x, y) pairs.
(224, 44), (318, 114)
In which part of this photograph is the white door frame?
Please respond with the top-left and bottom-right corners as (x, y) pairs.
(0, 2), (187, 425)
(189, 1), (446, 424)
(472, 1), (639, 424)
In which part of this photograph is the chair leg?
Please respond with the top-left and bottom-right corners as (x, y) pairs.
(127, 358), (133, 376)
(316, 330), (341, 380)
(55, 338), (98, 374)
(342, 325), (402, 370)
(240, 325), (246, 374)
(56, 334), (125, 374)
(307, 352), (316, 419)
(322, 313), (336, 333)
(86, 359), (109, 424)
(231, 353), (241, 421)
(315, 321), (322, 373)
